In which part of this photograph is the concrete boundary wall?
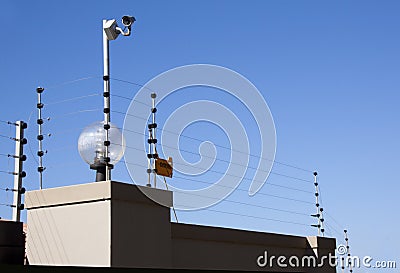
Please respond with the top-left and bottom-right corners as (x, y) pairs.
(25, 181), (336, 272)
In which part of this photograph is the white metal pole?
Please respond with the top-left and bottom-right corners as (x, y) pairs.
(313, 172), (321, 236)
(344, 230), (353, 272)
(103, 20), (111, 181)
(152, 94), (157, 188)
(37, 87), (44, 189)
(12, 121), (25, 222)
(147, 127), (152, 187)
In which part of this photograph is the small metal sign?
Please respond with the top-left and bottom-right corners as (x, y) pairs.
(155, 158), (173, 178)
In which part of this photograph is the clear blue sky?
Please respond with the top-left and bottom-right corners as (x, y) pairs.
(1, 1), (399, 271)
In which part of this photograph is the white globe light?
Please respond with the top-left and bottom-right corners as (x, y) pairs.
(78, 121), (125, 166)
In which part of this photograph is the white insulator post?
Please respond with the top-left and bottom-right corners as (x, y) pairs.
(12, 121), (27, 222)
(36, 87), (45, 189)
(151, 93), (157, 188)
(344, 230), (353, 273)
(146, 124), (152, 187)
(319, 207), (325, 237)
(313, 171), (321, 236)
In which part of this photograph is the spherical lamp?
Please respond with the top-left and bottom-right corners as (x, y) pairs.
(78, 121), (125, 181)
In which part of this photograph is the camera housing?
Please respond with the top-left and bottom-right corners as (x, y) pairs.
(103, 19), (119, 40)
(122, 16), (136, 27)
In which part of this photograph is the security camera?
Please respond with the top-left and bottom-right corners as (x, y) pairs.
(122, 15), (136, 27)
(103, 16), (135, 40)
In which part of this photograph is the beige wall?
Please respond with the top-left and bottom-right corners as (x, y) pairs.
(26, 201), (111, 266)
(171, 223), (336, 272)
(25, 181), (336, 272)
(110, 182), (172, 268)
(26, 183), (111, 266)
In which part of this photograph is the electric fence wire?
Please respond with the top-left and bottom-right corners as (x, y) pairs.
(162, 176), (179, 223)
(24, 99), (316, 191)
(21, 77), (330, 229)
(115, 140), (314, 192)
(26, 105), (102, 166)
(0, 203), (15, 208)
(111, 123), (314, 184)
(18, 79), (350, 249)
(23, 80), (314, 180)
(311, 176), (349, 241)
(120, 158), (314, 207)
(114, 110), (314, 176)
(41, 76), (101, 91)
(0, 134), (14, 141)
(24, 75), (313, 175)
(0, 170), (16, 175)
(0, 123), (14, 217)
(174, 203), (310, 227)
(107, 77), (313, 174)
(44, 93), (101, 106)
(0, 120), (19, 126)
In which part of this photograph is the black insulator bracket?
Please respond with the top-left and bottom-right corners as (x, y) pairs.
(147, 153), (159, 159)
(148, 123), (157, 129)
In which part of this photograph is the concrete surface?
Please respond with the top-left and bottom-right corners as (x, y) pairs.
(25, 181), (336, 272)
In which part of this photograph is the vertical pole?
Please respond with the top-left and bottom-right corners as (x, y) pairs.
(319, 207), (325, 237)
(103, 20), (111, 181)
(37, 87), (45, 189)
(146, 93), (158, 187)
(146, 125), (152, 187)
(344, 230), (353, 273)
(12, 121), (26, 222)
(313, 172), (321, 236)
(151, 93), (157, 188)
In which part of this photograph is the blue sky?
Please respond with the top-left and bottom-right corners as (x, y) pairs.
(1, 1), (399, 271)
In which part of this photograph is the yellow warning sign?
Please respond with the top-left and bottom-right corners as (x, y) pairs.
(155, 158), (173, 178)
